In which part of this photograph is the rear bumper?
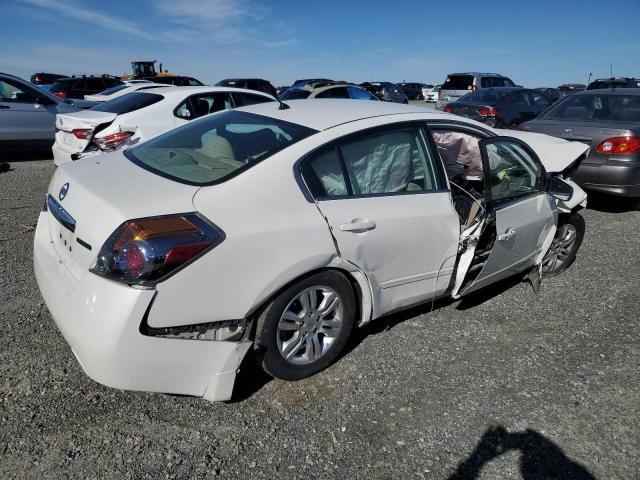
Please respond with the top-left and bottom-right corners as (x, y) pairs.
(33, 213), (251, 401)
(52, 142), (101, 167)
(574, 161), (640, 197)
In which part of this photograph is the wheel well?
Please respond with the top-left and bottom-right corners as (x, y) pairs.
(245, 267), (363, 344)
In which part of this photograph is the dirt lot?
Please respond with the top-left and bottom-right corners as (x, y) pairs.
(0, 156), (639, 479)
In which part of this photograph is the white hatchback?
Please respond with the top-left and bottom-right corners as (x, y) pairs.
(52, 86), (275, 166)
(35, 100), (589, 401)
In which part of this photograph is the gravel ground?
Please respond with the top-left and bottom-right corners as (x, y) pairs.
(0, 156), (639, 480)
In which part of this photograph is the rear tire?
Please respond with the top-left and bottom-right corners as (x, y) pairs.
(542, 212), (585, 276)
(256, 271), (356, 381)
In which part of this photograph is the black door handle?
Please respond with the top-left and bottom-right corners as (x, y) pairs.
(0, 105), (10, 109)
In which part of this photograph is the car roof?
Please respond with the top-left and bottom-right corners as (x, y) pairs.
(142, 86), (275, 98)
(446, 72), (505, 77)
(236, 99), (449, 130)
(571, 88), (640, 96)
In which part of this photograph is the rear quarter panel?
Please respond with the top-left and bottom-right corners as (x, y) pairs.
(146, 134), (340, 329)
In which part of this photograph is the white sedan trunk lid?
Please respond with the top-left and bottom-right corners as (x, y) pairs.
(45, 152), (199, 281)
(55, 110), (118, 153)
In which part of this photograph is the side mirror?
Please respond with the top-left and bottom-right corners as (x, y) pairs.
(548, 176), (573, 201)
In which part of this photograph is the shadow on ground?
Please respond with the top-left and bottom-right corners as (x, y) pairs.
(230, 275), (535, 401)
(586, 192), (638, 213)
(448, 425), (596, 479)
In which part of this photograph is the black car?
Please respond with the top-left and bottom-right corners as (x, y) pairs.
(587, 77), (640, 90)
(142, 76), (204, 86)
(49, 75), (123, 100)
(443, 87), (552, 128)
(520, 88), (640, 201)
(535, 87), (561, 103)
(397, 82), (424, 100)
(216, 78), (277, 97)
(30, 72), (66, 86)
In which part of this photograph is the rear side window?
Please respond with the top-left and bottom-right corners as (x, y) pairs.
(92, 92), (163, 115)
(126, 111), (316, 185)
(442, 75), (473, 90)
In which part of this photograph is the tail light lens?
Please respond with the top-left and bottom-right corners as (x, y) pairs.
(91, 214), (223, 286)
(93, 132), (134, 150)
(596, 136), (640, 155)
(478, 108), (499, 117)
(52, 91), (66, 99)
(443, 106), (454, 113)
(72, 128), (92, 139)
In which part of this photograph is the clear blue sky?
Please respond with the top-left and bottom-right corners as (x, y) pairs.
(2, 0), (639, 87)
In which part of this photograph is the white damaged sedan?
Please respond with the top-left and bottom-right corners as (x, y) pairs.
(34, 100), (589, 401)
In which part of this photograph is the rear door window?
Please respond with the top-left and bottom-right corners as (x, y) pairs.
(92, 92), (163, 115)
(339, 128), (440, 194)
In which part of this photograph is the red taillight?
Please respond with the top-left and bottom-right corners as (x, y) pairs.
(71, 128), (92, 139)
(91, 214), (223, 285)
(93, 131), (134, 150)
(443, 106), (454, 113)
(597, 136), (640, 155)
(52, 91), (66, 99)
(478, 108), (499, 117)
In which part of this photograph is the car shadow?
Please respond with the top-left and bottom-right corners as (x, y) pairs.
(0, 148), (53, 163)
(230, 276), (534, 401)
(229, 353), (273, 403)
(448, 425), (596, 479)
(586, 192), (638, 213)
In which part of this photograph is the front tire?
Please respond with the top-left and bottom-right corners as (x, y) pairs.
(256, 271), (356, 381)
(542, 212), (585, 276)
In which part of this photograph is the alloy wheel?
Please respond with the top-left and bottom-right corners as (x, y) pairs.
(542, 224), (577, 274)
(276, 286), (344, 365)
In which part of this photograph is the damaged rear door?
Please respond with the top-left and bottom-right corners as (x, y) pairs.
(453, 136), (556, 297)
(300, 124), (460, 317)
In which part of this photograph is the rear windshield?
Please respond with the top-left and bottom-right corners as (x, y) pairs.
(442, 75), (474, 90)
(91, 92), (163, 115)
(125, 110), (317, 185)
(280, 89), (311, 100)
(541, 93), (640, 123)
(98, 84), (129, 96)
(459, 90), (510, 103)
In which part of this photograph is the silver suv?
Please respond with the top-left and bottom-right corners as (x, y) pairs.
(436, 72), (516, 110)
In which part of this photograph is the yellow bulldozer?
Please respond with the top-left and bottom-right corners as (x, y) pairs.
(121, 60), (175, 81)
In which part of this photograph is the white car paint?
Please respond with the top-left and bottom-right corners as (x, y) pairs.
(83, 82), (166, 102)
(425, 85), (441, 102)
(34, 100), (587, 401)
(52, 86), (276, 166)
